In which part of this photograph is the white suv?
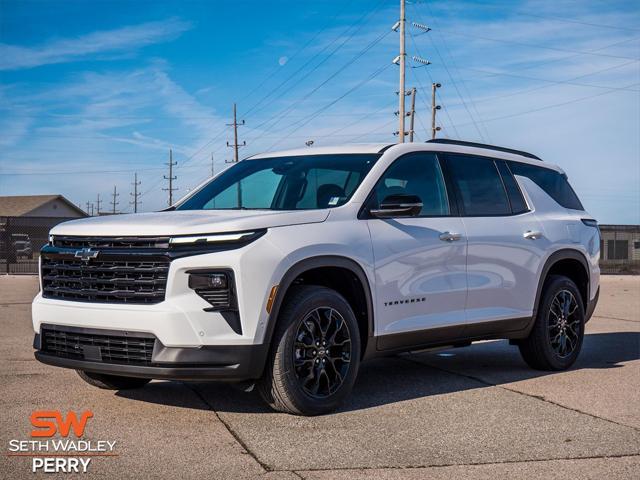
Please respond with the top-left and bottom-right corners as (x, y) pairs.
(32, 140), (600, 415)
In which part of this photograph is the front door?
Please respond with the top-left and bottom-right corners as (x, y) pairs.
(365, 152), (468, 350)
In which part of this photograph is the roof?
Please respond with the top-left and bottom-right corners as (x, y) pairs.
(0, 194), (87, 217)
(248, 143), (391, 159)
(248, 141), (561, 172)
(426, 139), (542, 161)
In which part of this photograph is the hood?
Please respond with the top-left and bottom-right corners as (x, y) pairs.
(50, 209), (330, 237)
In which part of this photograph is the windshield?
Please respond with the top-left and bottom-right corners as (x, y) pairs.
(177, 154), (380, 211)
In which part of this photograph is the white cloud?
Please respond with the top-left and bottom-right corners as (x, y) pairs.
(0, 18), (192, 70)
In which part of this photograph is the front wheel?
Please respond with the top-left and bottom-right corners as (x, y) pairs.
(77, 370), (151, 390)
(258, 285), (361, 415)
(518, 275), (585, 370)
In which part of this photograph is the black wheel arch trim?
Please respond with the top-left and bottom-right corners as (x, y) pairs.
(264, 255), (375, 359)
(532, 249), (591, 326)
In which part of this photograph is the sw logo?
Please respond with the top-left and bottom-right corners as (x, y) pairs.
(31, 410), (93, 438)
(29, 410), (94, 473)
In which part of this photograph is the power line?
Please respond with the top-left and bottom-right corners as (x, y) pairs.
(415, 0), (492, 140)
(448, 60), (640, 107)
(244, 28), (393, 148)
(265, 63), (393, 151)
(438, 29), (640, 61)
(512, 11), (640, 33)
(242, 0), (387, 121)
(407, 39), (461, 138)
(447, 81), (640, 129)
(409, 28), (486, 141)
(454, 65), (640, 93)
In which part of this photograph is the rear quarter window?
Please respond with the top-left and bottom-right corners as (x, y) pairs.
(508, 162), (584, 210)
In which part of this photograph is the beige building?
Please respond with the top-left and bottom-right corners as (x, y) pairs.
(1, 195), (87, 274)
(0, 194), (87, 218)
(599, 224), (640, 274)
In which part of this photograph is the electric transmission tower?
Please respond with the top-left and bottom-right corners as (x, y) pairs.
(95, 194), (102, 215)
(226, 103), (245, 163)
(163, 149), (178, 206)
(130, 172), (142, 213)
(110, 186), (119, 214)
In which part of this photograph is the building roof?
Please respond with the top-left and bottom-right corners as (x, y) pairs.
(0, 194), (87, 217)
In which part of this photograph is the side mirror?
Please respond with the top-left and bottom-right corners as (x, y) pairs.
(369, 194), (423, 218)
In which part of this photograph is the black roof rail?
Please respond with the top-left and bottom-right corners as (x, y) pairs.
(426, 139), (542, 161)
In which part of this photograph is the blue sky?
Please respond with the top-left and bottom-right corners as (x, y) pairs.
(0, 0), (639, 223)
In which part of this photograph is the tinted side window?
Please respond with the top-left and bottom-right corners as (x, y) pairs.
(496, 160), (528, 214)
(508, 162), (584, 210)
(373, 152), (450, 216)
(446, 155), (510, 216)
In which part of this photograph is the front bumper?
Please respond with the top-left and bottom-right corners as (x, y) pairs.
(33, 325), (269, 381)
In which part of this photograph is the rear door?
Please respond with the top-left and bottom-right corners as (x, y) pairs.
(442, 154), (546, 328)
(365, 152), (468, 350)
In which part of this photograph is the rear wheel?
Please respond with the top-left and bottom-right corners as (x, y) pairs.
(519, 275), (585, 370)
(258, 285), (361, 415)
(77, 370), (151, 390)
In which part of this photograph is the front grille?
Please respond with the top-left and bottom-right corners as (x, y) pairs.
(41, 327), (155, 365)
(53, 235), (169, 249)
(41, 256), (169, 304)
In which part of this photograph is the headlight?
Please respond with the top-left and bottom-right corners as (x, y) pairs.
(169, 231), (258, 246)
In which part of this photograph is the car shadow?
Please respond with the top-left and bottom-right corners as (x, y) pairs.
(116, 331), (639, 414)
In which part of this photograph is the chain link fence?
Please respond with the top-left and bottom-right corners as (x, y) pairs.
(0, 216), (77, 274)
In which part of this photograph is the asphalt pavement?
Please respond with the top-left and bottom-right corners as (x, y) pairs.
(1, 275), (638, 479)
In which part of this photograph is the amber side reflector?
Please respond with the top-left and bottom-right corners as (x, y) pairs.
(266, 285), (278, 314)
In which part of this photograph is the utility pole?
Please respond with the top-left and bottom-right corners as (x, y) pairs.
(163, 148), (178, 206)
(85, 201), (91, 216)
(431, 82), (442, 139)
(226, 103), (245, 207)
(89, 203), (94, 216)
(95, 194), (102, 215)
(226, 103), (245, 163)
(110, 186), (119, 214)
(408, 87), (417, 142)
(210, 153), (215, 177)
(398, 0), (406, 143)
(130, 172), (141, 213)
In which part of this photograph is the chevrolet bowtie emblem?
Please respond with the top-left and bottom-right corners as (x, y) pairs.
(74, 248), (99, 263)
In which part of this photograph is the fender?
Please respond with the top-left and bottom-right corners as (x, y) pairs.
(263, 255), (375, 358)
(531, 248), (590, 323)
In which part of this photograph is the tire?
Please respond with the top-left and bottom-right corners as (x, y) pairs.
(258, 285), (361, 415)
(519, 275), (585, 370)
(76, 370), (151, 390)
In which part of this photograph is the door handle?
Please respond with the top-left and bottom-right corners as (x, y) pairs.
(523, 230), (543, 240)
(439, 231), (462, 242)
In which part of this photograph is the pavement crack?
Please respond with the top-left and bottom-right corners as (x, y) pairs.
(182, 382), (271, 473)
(400, 355), (640, 433)
(285, 453), (640, 473)
(592, 315), (639, 324)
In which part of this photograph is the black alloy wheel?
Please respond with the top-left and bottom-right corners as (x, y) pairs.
(518, 275), (585, 371)
(548, 289), (581, 358)
(257, 285), (361, 415)
(293, 307), (352, 398)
